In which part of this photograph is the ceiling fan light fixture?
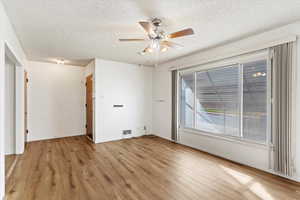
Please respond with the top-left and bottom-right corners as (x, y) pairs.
(146, 47), (153, 53)
(56, 59), (65, 65)
(161, 46), (168, 52)
(150, 39), (160, 51)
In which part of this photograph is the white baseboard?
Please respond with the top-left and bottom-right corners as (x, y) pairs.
(95, 133), (147, 144)
(265, 169), (300, 183)
(153, 133), (300, 183)
(28, 133), (85, 142)
(151, 133), (173, 141)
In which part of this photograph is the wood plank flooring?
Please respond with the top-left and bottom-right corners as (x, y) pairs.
(5, 136), (300, 200)
(5, 155), (18, 180)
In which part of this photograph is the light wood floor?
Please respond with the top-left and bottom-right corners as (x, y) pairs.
(5, 136), (300, 200)
(5, 155), (18, 180)
(5, 155), (17, 174)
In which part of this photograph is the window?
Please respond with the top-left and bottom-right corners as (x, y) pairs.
(195, 65), (240, 136)
(180, 59), (268, 143)
(180, 73), (195, 128)
(242, 60), (267, 142)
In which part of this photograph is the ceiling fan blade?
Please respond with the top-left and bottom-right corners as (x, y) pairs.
(167, 28), (194, 39)
(161, 41), (183, 49)
(119, 39), (146, 42)
(139, 21), (155, 35)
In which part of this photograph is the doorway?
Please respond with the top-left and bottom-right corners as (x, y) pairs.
(2, 44), (25, 198)
(86, 75), (93, 140)
(5, 55), (16, 155)
(4, 55), (17, 180)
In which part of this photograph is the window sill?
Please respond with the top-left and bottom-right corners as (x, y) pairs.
(179, 128), (269, 150)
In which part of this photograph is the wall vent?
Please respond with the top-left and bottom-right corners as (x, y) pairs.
(123, 130), (132, 135)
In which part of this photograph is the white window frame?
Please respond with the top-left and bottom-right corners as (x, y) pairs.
(178, 50), (271, 146)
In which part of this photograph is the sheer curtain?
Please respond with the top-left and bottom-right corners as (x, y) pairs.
(271, 42), (295, 176)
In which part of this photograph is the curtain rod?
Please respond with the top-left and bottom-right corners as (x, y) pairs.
(168, 35), (297, 71)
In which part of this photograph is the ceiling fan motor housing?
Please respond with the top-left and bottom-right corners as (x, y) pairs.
(152, 18), (162, 27)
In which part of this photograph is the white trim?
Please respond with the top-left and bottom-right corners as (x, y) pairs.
(4, 43), (25, 155)
(179, 50), (268, 74)
(266, 169), (300, 183)
(155, 132), (299, 182)
(170, 35), (296, 71)
(176, 70), (180, 141)
(28, 133), (85, 142)
(193, 72), (197, 128)
(180, 128), (268, 150)
(267, 49), (273, 170)
(153, 133), (173, 142)
(153, 132), (299, 182)
(179, 52), (270, 144)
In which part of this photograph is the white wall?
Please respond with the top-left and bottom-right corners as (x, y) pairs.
(4, 56), (16, 155)
(153, 21), (300, 182)
(85, 60), (95, 77)
(94, 59), (153, 143)
(152, 67), (172, 141)
(0, 1), (27, 198)
(27, 61), (86, 141)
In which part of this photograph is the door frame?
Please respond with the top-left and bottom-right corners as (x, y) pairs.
(85, 74), (94, 142)
(2, 43), (25, 199)
(24, 70), (28, 148)
(4, 44), (25, 154)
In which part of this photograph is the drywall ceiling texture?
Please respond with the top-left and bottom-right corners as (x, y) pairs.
(3, 0), (300, 66)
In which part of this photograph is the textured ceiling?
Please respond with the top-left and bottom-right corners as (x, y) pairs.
(3, 0), (300, 66)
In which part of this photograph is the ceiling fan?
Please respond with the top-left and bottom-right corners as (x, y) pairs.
(119, 18), (195, 55)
